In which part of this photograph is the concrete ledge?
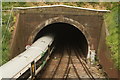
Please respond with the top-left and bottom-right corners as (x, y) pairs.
(14, 5), (110, 12)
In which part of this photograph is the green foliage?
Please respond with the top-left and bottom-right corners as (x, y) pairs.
(1, 2), (31, 65)
(45, 2), (55, 5)
(105, 4), (120, 70)
(1, 2), (119, 68)
(1, 12), (13, 65)
(75, 2), (86, 7)
(2, 2), (30, 10)
(0, 2), (1, 63)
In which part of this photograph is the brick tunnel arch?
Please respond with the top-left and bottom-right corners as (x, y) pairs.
(29, 17), (91, 45)
(28, 17), (92, 57)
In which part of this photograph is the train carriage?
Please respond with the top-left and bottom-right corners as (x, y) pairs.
(0, 35), (54, 79)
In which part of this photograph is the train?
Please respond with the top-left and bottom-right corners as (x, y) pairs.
(0, 34), (55, 79)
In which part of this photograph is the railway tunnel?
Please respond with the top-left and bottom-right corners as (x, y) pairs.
(33, 22), (88, 57)
(9, 5), (118, 78)
(34, 22), (90, 78)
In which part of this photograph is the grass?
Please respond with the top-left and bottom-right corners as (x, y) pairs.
(1, 2), (119, 70)
(1, 12), (12, 66)
(104, 4), (120, 70)
(1, 2), (30, 66)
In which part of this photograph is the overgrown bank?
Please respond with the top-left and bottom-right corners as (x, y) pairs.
(1, 2), (31, 66)
(104, 3), (120, 70)
(1, 2), (119, 70)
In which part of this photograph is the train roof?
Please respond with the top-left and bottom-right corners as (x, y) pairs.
(0, 35), (54, 79)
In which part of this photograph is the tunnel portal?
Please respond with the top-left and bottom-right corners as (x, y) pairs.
(10, 5), (116, 78)
(34, 22), (88, 57)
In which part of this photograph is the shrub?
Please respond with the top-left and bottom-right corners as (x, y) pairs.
(105, 4), (120, 70)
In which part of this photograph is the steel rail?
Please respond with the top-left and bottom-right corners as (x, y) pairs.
(70, 50), (81, 80)
(50, 50), (64, 80)
(62, 50), (71, 79)
(74, 49), (95, 80)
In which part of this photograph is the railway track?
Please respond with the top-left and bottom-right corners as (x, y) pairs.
(50, 50), (64, 79)
(74, 49), (95, 80)
(62, 48), (71, 79)
(69, 50), (81, 80)
(36, 47), (101, 79)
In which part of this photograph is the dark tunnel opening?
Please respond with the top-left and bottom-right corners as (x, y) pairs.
(34, 22), (88, 57)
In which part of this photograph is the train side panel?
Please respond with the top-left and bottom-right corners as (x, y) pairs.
(0, 35), (54, 79)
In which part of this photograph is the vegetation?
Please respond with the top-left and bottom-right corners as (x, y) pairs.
(1, 12), (13, 65)
(105, 3), (120, 70)
(1, 2), (30, 65)
(1, 2), (119, 70)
